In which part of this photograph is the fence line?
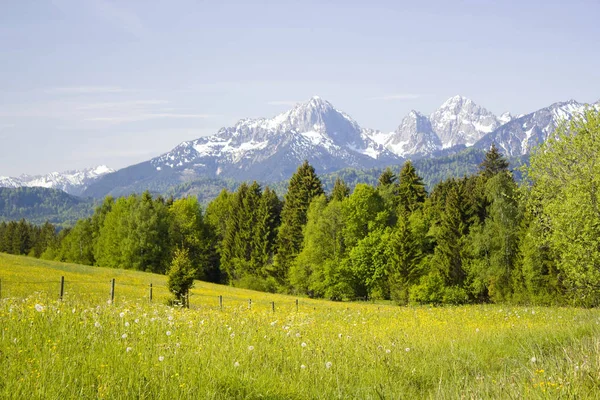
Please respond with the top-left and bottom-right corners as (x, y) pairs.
(0, 277), (315, 313)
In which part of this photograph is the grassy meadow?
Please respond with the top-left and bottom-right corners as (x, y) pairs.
(1, 253), (600, 399)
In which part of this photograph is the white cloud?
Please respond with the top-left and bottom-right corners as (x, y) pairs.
(47, 86), (128, 94)
(367, 94), (421, 101)
(86, 113), (215, 124)
(76, 100), (168, 110)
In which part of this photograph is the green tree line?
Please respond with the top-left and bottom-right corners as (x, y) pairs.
(3, 109), (600, 306)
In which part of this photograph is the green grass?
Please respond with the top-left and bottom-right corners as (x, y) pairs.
(1, 253), (600, 399)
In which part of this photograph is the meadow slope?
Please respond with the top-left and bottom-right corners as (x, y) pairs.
(1, 253), (600, 399)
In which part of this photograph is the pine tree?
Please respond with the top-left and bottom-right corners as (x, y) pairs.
(378, 167), (397, 187)
(479, 144), (509, 179)
(398, 161), (427, 214)
(331, 177), (350, 201)
(274, 161), (324, 286)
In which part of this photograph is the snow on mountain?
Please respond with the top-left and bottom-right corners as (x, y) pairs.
(474, 100), (598, 156)
(371, 111), (441, 157)
(498, 112), (513, 125)
(429, 95), (503, 149)
(150, 96), (397, 181)
(0, 165), (114, 196)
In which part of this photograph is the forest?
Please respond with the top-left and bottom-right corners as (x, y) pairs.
(2, 109), (599, 306)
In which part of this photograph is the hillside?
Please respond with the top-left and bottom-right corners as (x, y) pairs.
(0, 187), (96, 227)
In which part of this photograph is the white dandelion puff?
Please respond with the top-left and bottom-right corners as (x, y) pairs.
(94, 322), (101, 328)
(296, 333), (301, 338)
(125, 322), (130, 327)
(166, 331), (172, 336)
(531, 356), (537, 363)
(301, 342), (307, 348)
(405, 348), (411, 352)
(119, 312), (125, 318)
(386, 349), (391, 354)
(234, 361), (240, 368)
(158, 356), (164, 362)
(126, 347), (132, 353)
(34, 304), (44, 312)
(300, 364), (306, 370)
(248, 345), (254, 351)
(121, 333), (128, 339)
(325, 361), (332, 369)
(134, 319), (139, 324)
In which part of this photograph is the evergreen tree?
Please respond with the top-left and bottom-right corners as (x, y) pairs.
(330, 177), (350, 201)
(251, 186), (282, 277)
(378, 167), (397, 187)
(479, 143), (509, 179)
(398, 161), (427, 214)
(275, 161), (324, 286)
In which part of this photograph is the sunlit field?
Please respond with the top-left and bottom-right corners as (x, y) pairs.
(1, 253), (600, 399)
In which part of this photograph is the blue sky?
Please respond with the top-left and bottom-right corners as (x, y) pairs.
(1, 0), (599, 176)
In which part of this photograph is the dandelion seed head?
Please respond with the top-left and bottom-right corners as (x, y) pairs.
(125, 322), (130, 327)
(230, 333), (235, 338)
(248, 345), (254, 351)
(234, 361), (240, 368)
(531, 356), (537, 363)
(34, 304), (44, 313)
(134, 319), (139, 324)
(158, 356), (164, 362)
(94, 322), (101, 328)
(166, 331), (172, 336)
(301, 342), (307, 348)
(119, 312), (125, 318)
(325, 361), (332, 369)
(405, 348), (411, 352)
(296, 333), (301, 338)
(300, 364), (306, 370)
(121, 333), (127, 339)
(386, 349), (391, 354)
(126, 347), (132, 353)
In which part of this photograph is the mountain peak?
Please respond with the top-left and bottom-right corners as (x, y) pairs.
(440, 95), (473, 109)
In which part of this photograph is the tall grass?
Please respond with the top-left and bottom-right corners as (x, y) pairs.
(1, 253), (599, 398)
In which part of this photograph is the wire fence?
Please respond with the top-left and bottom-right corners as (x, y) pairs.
(0, 276), (347, 313)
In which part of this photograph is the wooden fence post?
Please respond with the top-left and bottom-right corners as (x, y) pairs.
(59, 276), (64, 301)
(219, 295), (223, 310)
(248, 299), (252, 309)
(296, 299), (298, 312)
(0, 278), (2, 299)
(149, 283), (153, 302)
(110, 279), (115, 304)
(271, 301), (275, 313)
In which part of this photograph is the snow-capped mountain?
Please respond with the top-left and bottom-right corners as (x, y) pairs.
(374, 95), (511, 157)
(371, 111), (441, 157)
(474, 100), (599, 156)
(81, 94), (597, 199)
(429, 95), (507, 149)
(0, 165), (114, 196)
(149, 96), (398, 181)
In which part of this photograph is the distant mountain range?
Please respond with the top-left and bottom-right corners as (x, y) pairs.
(0, 166), (113, 196)
(1, 95), (597, 199)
